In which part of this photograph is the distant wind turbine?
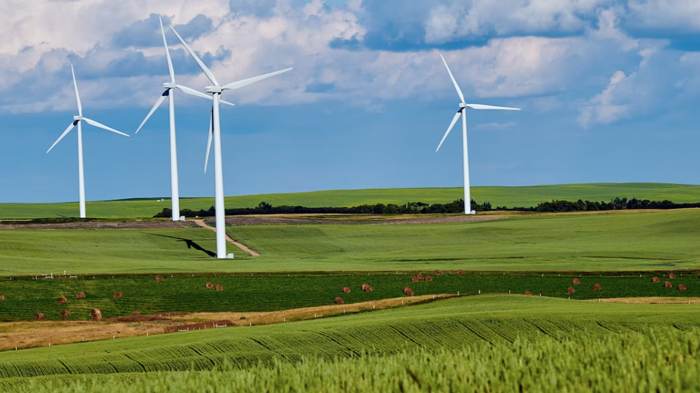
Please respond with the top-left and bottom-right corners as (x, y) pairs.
(436, 54), (520, 214)
(171, 24), (292, 258)
(135, 17), (233, 222)
(47, 65), (129, 219)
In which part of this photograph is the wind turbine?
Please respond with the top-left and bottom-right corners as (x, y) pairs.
(135, 17), (233, 221)
(47, 65), (129, 218)
(171, 24), (292, 258)
(436, 54), (520, 214)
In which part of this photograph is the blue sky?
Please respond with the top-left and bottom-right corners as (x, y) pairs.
(1, 0), (700, 203)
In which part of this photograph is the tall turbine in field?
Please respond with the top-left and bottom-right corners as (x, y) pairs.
(171, 24), (292, 258)
(47, 65), (129, 218)
(436, 54), (520, 214)
(135, 17), (232, 222)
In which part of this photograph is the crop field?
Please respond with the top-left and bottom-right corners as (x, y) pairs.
(1, 183), (700, 219)
(0, 271), (698, 321)
(0, 295), (699, 384)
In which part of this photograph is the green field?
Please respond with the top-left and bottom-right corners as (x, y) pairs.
(2, 183), (700, 219)
(0, 271), (696, 321)
(1, 295), (700, 383)
(2, 209), (700, 275)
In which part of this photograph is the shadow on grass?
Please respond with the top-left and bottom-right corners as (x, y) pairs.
(149, 233), (216, 258)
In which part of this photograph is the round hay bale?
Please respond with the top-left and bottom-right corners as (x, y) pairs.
(593, 284), (602, 291)
(524, 291), (532, 295)
(0, 295), (5, 301)
(456, 269), (465, 275)
(652, 277), (660, 283)
(411, 276), (419, 282)
(572, 278), (581, 285)
(425, 275), (433, 282)
(215, 284), (223, 291)
(155, 275), (163, 282)
(364, 285), (373, 292)
(334, 297), (344, 304)
(361, 284), (369, 291)
(567, 287), (575, 294)
(113, 292), (123, 298)
(76, 292), (85, 299)
(57, 297), (67, 304)
(416, 273), (424, 280)
(663, 281), (673, 288)
(90, 309), (102, 321)
(403, 287), (415, 296)
(60, 310), (70, 317)
(342, 287), (351, 293)
(34, 313), (44, 320)
(434, 270), (442, 276)
(678, 284), (687, 291)
(669, 273), (676, 279)
(205, 282), (214, 289)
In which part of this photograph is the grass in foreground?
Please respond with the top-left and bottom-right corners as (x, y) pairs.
(2, 183), (700, 219)
(4, 327), (700, 392)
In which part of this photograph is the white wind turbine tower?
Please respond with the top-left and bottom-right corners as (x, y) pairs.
(135, 17), (233, 221)
(47, 65), (129, 218)
(171, 24), (292, 258)
(436, 54), (520, 214)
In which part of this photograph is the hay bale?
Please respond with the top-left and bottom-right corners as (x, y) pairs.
(57, 297), (67, 304)
(215, 284), (223, 291)
(572, 278), (581, 285)
(456, 269), (464, 275)
(0, 295), (4, 301)
(342, 287), (351, 293)
(663, 281), (672, 288)
(425, 275), (433, 282)
(524, 291), (532, 295)
(364, 285), (373, 292)
(90, 309), (102, 321)
(205, 282), (214, 289)
(434, 270), (442, 276)
(113, 292), (123, 298)
(403, 287), (415, 296)
(34, 313), (44, 320)
(361, 284), (369, 291)
(334, 297), (344, 304)
(678, 284), (687, 291)
(411, 276), (419, 282)
(593, 284), (602, 291)
(155, 275), (163, 282)
(652, 277), (660, 283)
(669, 273), (676, 279)
(60, 310), (70, 317)
(416, 273), (424, 280)
(76, 292), (85, 299)
(567, 287), (575, 294)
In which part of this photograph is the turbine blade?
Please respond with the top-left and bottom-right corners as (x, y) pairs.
(221, 99), (235, 106)
(170, 25), (218, 86)
(176, 84), (212, 100)
(71, 64), (82, 116)
(466, 104), (521, 111)
(135, 93), (168, 134)
(204, 108), (213, 173)
(47, 121), (76, 153)
(160, 17), (176, 83)
(82, 117), (129, 137)
(436, 110), (462, 152)
(222, 68), (293, 90)
(439, 54), (465, 104)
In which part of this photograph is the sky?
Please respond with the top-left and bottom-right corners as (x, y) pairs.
(1, 0), (700, 203)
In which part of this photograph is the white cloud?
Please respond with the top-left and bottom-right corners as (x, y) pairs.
(628, 0), (700, 31)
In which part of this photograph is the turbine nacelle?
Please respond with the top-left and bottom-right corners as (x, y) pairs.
(459, 103), (467, 108)
(162, 82), (177, 89)
(73, 115), (82, 121)
(205, 85), (223, 94)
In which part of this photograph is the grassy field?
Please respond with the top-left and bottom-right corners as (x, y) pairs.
(2, 209), (700, 275)
(2, 183), (700, 219)
(0, 295), (699, 382)
(0, 271), (696, 321)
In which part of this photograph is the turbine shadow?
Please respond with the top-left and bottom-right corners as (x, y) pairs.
(149, 233), (217, 258)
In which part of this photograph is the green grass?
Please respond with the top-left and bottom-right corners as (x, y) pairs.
(1, 295), (700, 382)
(2, 183), (700, 219)
(0, 271), (697, 321)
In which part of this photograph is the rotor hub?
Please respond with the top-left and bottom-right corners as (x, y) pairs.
(459, 103), (467, 108)
(73, 115), (82, 121)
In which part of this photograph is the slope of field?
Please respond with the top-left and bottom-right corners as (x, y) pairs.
(0, 295), (699, 381)
(2, 183), (700, 219)
(0, 228), (248, 276)
(0, 271), (696, 321)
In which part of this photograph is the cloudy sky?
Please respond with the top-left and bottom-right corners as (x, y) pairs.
(1, 0), (699, 203)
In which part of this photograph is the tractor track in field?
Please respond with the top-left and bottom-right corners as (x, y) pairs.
(193, 219), (260, 257)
